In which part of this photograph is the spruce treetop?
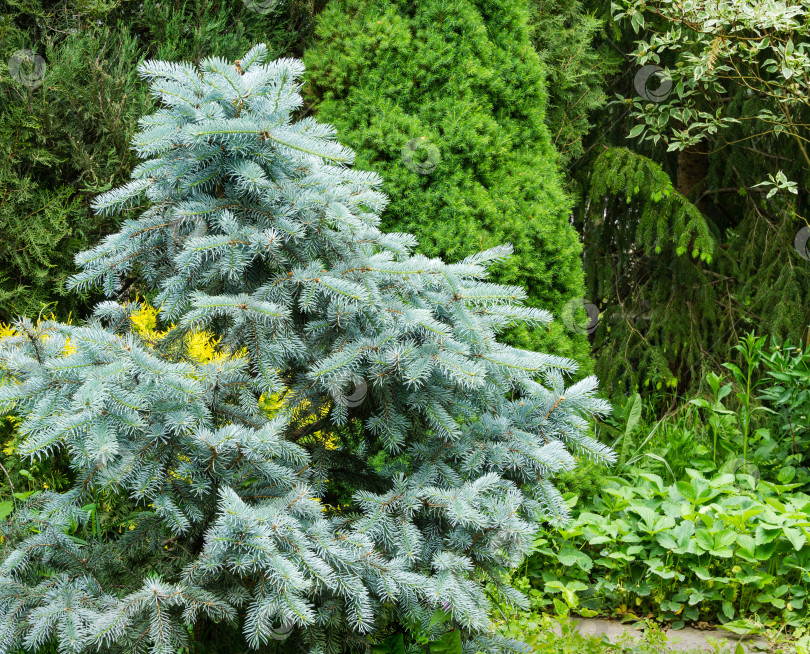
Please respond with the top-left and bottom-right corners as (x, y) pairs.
(0, 45), (612, 654)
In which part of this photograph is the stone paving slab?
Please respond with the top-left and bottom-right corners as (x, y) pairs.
(558, 618), (771, 652)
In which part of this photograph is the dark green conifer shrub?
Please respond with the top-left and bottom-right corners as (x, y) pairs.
(0, 0), (317, 321)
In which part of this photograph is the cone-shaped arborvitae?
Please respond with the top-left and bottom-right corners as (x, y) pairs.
(0, 46), (612, 654)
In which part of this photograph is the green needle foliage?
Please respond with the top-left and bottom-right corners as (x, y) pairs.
(564, 0), (810, 401)
(530, 0), (620, 170)
(0, 46), (612, 654)
(303, 0), (592, 364)
(0, 0), (319, 322)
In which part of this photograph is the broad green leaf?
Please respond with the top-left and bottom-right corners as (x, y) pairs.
(429, 609), (450, 629)
(710, 546), (734, 558)
(656, 532), (678, 550)
(783, 526), (806, 551)
(694, 529), (714, 552)
(373, 634), (405, 654)
(628, 124), (645, 139)
(710, 474), (735, 488)
(556, 545), (593, 571)
(676, 481), (696, 502)
(755, 525), (781, 545)
(715, 530), (737, 548)
(639, 472), (664, 492)
(718, 620), (762, 636)
(429, 631), (461, 654)
(735, 534), (757, 561)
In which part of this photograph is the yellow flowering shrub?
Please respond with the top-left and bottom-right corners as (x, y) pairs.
(260, 391), (338, 450)
(258, 391), (343, 514)
(0, 302), (341, 512)
(0, 316), (65, 474)
(129, 301), (159, 335)
(0, 304), (229, 501)
(1, 417), (20, 456)
(127, 299), (228, 364)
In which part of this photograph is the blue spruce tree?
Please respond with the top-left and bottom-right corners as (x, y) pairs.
(0, 46), (613, 654)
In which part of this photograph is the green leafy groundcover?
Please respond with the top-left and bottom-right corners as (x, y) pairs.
(499, 614), (747, 654)
(522, 470), (810, 629)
